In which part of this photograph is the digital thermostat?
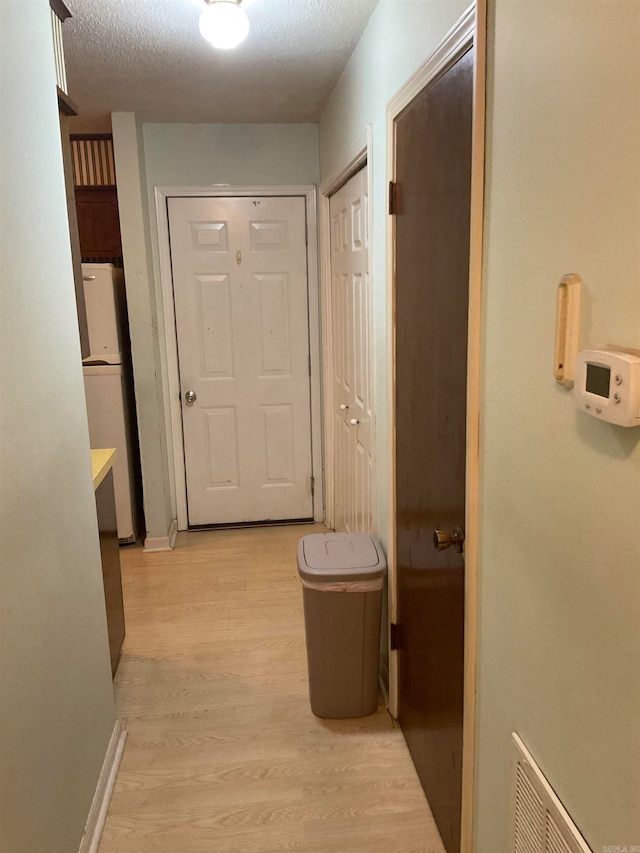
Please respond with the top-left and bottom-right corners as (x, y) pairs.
(575, 349), (640, 426)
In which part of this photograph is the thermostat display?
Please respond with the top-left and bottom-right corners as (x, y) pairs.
(576, 349), (640, 426)
(585, 363), (610, 398)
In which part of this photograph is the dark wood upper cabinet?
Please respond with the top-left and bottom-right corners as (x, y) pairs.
(75, 187), (123, 258)
(70, 135), (124, 262)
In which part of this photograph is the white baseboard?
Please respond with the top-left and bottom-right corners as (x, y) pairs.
(143, 518), (178, 552)
(77, 719), (127, 853)
(168, 517), (178, 548)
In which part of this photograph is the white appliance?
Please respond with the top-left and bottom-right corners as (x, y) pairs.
(82, 263), (138, 541)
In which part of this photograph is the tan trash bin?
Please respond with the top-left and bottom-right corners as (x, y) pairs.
(297, 533), (387, 718)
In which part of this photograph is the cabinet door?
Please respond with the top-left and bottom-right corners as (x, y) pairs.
(76, 187), (122, 258)
(95, 470), (125, 676)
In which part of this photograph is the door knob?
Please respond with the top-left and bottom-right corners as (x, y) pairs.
(339, 404), (349, 411)
(348, 418), (359, 426)
(184, 390), (197, 405)
(433, 526), (465, 553)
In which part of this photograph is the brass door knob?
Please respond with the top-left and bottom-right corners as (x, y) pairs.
(433, 526), (465, 553)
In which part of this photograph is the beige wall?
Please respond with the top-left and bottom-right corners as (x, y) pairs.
(0, 4), (116, 851)
(112, 120), (320, 537)
(69, 114), (112, 134)
(476, 1), (640, 849)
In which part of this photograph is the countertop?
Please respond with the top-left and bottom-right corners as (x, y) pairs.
(91, 448), (117, 491)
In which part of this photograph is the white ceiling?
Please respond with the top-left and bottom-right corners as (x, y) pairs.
(64, 0), (378, 123)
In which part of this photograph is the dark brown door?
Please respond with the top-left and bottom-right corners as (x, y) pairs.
(394, 47), (474, 853)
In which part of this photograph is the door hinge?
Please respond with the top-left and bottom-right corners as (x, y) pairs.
(310, 476), (315, 496)
(388, 181), (398, 216)
(390, 622), (401, 651)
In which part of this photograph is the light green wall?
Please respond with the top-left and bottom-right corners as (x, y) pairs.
(320, 0), (640, 848)
(476, 1), (640, 849)
(112, 113), (175, 542)
(0, 4), (116, 851)
(319, 0), (469, 548)
(142, 122), (319, 189)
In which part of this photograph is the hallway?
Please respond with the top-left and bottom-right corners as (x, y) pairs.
(98, 525), (445, 852)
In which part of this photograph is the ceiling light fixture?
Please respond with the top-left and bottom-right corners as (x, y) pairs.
(199, 0), (250, 50)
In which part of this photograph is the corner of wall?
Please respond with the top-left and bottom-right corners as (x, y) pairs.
(111, 113), (174, 540)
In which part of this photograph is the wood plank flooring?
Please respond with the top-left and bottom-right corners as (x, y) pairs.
(99, 525), (445, 852)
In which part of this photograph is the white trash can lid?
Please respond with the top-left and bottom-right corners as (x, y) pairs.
(298, 533), (386, 584)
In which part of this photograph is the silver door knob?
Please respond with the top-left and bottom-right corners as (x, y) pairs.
(348, 418), (359, 426)
(339, 404), (349, 411)
(433, 526), (465, 553)
(184, 390), (197, 405)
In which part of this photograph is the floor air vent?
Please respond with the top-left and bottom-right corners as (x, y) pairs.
(511, 733), (592, 853)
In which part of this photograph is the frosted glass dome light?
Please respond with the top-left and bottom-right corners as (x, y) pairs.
(199, 0), (250, 50)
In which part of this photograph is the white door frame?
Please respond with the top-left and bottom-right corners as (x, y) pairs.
(319, 127), (375, 532)
(385, 4), (486, 851)
(155, 185), (324, 530)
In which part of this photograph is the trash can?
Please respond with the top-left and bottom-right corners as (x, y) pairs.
(297, 532), (387, 718)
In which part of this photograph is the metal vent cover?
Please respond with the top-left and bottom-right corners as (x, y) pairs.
(511, 733), (592, 853)
(514, 763), (544, 853)
(546, 813), (574, 853)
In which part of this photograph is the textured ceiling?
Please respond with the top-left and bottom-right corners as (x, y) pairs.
(64, 0), (378, 123)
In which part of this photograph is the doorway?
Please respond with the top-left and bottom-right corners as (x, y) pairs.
(328, 166), (374, 534)
(156, 187), (323, 530)
(389, 7), (484, 851)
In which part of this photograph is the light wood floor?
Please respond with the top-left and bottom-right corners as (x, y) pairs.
(99, 524), (445, 853)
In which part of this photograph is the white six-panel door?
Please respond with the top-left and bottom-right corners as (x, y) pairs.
(329, 168), (374, 533)
(168, 196), (313, 526)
